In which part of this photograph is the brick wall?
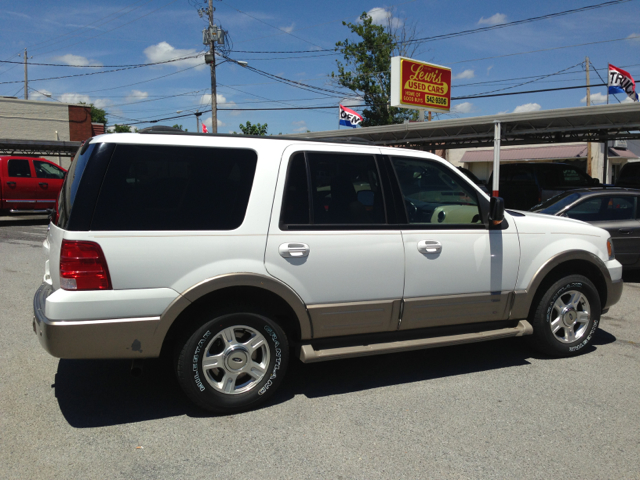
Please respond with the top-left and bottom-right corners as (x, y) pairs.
(68, 105), (93, 141)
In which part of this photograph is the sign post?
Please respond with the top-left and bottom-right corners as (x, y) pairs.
(390, 57), (452, 114)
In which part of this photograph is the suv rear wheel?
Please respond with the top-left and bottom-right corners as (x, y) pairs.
(528, 274), (601, 357)
(176, 312), (289, 413)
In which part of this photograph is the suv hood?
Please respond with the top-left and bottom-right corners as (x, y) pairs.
(507, 209), (609, 238)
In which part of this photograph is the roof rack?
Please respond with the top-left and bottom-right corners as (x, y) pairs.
(136, 128), (377, 145)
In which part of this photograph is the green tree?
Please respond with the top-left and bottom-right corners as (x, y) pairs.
(238, 121), (268, 136)
(113, 124), (132, 133)
(332, 12), (419, 127)
(78, 102), (107, 124)
(172, 124), (188, 131)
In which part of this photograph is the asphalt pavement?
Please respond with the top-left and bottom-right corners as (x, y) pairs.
(1, 214), (639, 479)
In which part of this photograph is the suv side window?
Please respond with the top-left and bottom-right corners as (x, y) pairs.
(7, 159), (31, 177)
(33, 160), (65, 179)
(390, 156), (481, 225)
(91, 144), (257, 231)
(280, 151), (385, 228)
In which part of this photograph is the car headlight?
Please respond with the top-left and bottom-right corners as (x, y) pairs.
(607, 238), (615, 260)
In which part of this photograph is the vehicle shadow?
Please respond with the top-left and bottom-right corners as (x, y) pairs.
(54, 328), (616, 428)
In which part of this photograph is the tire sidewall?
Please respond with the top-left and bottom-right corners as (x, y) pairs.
(178, 312), (288, 413)
(535, 275), (601, 356)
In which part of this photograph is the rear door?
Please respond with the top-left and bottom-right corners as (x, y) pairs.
(2, 158), (39, 210)
(265, 145), (405, 338)
(33, 159), (66, 208)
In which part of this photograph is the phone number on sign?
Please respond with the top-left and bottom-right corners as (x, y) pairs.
(425, 95), (448, 106)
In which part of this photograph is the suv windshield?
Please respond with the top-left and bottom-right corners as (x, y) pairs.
(533, 192), (581, 214)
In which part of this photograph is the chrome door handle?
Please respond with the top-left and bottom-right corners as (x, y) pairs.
(618, 228), (633, 234)
(279, 242), (310, 258)
(417, 240), (442, 254)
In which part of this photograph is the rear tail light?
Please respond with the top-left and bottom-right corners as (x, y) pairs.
(59, 240), (112, 290)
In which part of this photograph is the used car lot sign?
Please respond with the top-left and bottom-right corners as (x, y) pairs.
(391, 56), (452, 113)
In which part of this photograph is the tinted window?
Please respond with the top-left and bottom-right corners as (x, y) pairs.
(539, 165), (591, 188)
(391, 157), (481, 225)
(280, 153), (310, 225)
(7, 159), (31, 177)
(309, 153), (384, 225)
(617, 162), (640, 186)
(57, 143), (96, 228)
(34, 160), (65, 179)
(280, 152), (385, 227)
(91, 145), (257, 231)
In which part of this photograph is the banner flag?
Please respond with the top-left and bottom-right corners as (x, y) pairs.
(608, 64), (638, 101)
(339, 104), (363, 128)
(202, 123), (209, 133)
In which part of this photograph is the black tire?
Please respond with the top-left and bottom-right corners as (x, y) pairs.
(176, 312), (289, 413)
(528, 274), (601, 357)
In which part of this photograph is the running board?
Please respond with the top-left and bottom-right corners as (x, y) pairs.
(299, 320), (533, 363)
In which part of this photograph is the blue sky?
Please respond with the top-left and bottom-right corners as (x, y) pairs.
(0, 0), (638, 134)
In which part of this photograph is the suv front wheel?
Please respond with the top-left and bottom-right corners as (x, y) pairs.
(528, 274), (601, 357)
(176, 312), (289, 413)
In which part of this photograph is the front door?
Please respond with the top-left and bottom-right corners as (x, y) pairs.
(388, 153), (520, 330)
(32, 159), (65, 208)
(265, 146), (405, 339)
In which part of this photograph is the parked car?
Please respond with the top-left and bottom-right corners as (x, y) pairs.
(0, 156), (66, 215)
(532, 187), (640, 271)
(615, 161), (640, 189)
(33, 133), (623, 413)
(488, 162), (599, 211)
(457, 166), (489, 194)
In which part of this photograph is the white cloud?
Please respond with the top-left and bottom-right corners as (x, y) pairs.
(513, 103), (541, 113)
(203, 116), (225, 130)
(361, 7), (402, 28)
(143, 42), (204, 69)
(453, 69), (474, 80)
(621, 96), (636, 103)
(478, 13), (507, 26)
(280, 22), (295, 34)
(52, 54), (102, 67)
(451, 102), (474, 114)
(58, 93), (111, 110)
(487, 65), (493, 74)
(125, 90), (149, 102)
(340, 96), (363, 108)
(30, 89), (53, 100)
(200, 93), (239, 115)
(292, 120), (308, 132)
(580, 92), (607, 105)
(627, 33), (640, 44)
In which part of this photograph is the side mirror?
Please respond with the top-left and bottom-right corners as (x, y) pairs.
(489, 196), (505, 225)
(591, 178), (600, 185)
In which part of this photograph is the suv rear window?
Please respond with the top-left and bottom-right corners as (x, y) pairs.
(91, 145), (257, 231)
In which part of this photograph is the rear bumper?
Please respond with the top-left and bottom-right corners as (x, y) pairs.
(33, 283), (163, 359)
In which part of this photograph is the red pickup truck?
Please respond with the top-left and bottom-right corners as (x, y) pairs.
(0, 156), (66, 215)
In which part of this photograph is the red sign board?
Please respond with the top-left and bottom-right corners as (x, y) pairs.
(392, 58), (451, 112)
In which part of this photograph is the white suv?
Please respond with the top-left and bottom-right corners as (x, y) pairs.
(33, 131), (623, 413)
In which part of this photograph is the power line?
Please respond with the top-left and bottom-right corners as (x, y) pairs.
(228, 0), (632, 54)
(0, 53), (205, 85)
(33, 0), (181, 58)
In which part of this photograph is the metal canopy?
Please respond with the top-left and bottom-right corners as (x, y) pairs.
(292, 103), (640, 149)
(0, 139), (82, 157)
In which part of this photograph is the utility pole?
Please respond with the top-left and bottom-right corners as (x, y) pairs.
(585, 56), (592, 176)
(208, 0), (217, 133)
(20, 48), (29, 100)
